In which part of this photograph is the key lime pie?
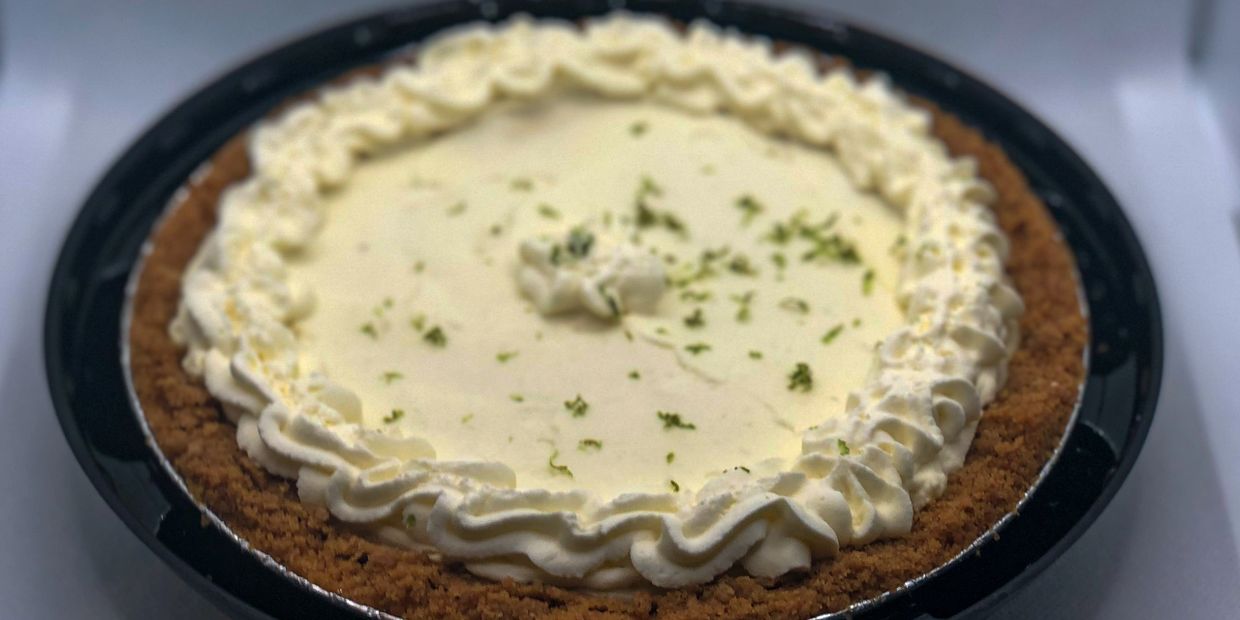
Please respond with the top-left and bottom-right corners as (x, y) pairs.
(129, 12), (1086, 617)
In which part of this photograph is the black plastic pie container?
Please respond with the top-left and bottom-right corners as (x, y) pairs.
(44, 1), (1162, 618)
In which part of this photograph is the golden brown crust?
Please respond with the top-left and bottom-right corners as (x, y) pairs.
(128, 63), (1086, 618)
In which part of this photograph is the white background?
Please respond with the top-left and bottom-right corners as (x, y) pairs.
(2, 1), (1238, 617)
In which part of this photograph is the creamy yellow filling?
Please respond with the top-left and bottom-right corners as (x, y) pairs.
(286, 96), (903, 497)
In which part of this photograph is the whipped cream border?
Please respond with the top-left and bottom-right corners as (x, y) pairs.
(166, 13), (1024, 589)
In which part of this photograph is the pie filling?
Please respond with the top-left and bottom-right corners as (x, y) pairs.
(170, 14), (1023, 589)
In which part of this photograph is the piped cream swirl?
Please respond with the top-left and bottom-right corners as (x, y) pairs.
(517, 228), (668, 319)
(169, 13), (1022, 589)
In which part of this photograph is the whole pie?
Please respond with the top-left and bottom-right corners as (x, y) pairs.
(128, 13), (1086, 617)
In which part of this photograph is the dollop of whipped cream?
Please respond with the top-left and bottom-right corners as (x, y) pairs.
(169, 13), (1023, 589)
(517, 227), (667, 318)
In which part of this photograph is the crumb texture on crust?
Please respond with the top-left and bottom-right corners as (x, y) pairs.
(129, 67), (1085, 620)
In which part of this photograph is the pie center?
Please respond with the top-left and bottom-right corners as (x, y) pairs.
(286, 95), (905, 498)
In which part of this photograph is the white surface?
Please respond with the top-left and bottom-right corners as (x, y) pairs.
(1, 1), (1237, 617)
(1197, 0), (1240, 158)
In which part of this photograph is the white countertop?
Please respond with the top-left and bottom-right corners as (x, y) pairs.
(2, 1), (1237, 617)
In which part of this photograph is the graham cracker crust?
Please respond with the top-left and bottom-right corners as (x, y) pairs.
(126, 54), (1087, 619)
